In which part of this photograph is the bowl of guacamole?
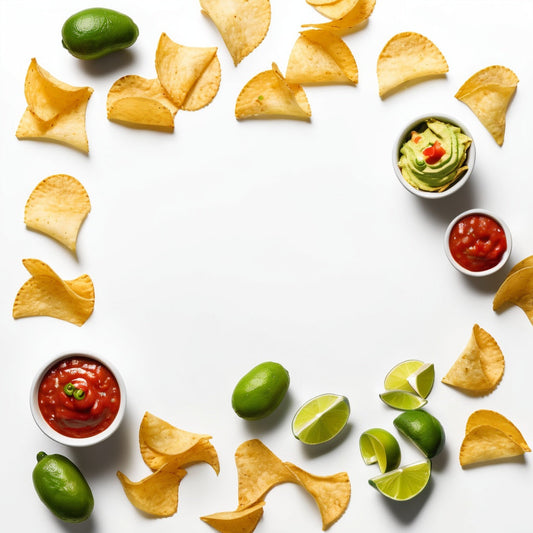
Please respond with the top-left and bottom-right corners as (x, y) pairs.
(393, 115), (475, 199)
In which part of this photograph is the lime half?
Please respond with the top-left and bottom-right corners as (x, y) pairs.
(394, 410), (445, 459)
(368, 459), (431, 501)
(407, 363), (435, 399)
(292, 394), (350, 445)
(359, 428), (401, 473)
(383, 360), (424, 393)
(379, 390), (427, 410)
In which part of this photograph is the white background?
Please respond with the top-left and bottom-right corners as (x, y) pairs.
(1, 0), (533, 531)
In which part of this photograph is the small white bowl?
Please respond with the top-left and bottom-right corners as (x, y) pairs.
(444, 209), (512, 277)
(393, 114), (476, 199)
(30, 352), (126, 447)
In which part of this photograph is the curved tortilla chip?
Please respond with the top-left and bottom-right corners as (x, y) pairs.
(117, 468), (187, 517)
(441, 324), (504, 393)
(24, 174), (90, 252)
(456, 65), (518, 146)
(311, 0), (359, 20)
(182, 54), (221, 111)
(508, 255), (533, 277)
(13, 259), (94, 326)
(201, 502), (265, 533)
(493, 266), (533, 325)
(302, 0), (375, 35)
(285, 29), (358, 85)
(236, 63), (311, 120)
(200, 0), (271, 65)
(377, 32), (448, 98)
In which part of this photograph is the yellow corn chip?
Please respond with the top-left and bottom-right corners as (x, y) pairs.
(235, 63), (311, 120)
(13, 259), (94, 326)
(311, 0), (359, 20)
(302, 0), (375, 35)
(508, 255), (533, 277)
(493, 266), (533, 325)
(284, 462), (350, 530)
(24, 174), (90, 252)
(182, 54), (222, 111)
(201, 502), (265, 533)
(285, 29), (358, 84)
(117, 468), (187, 517)
(377, 32), (448, 98)
(200, 0), (271, 65)
(441, 324), (504, 394)
(107, 75), (178, 130)
(307, 0), (339, 5)
(456, 65), (518, 146)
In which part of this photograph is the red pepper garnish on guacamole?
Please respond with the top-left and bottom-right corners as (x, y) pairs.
(423, 140), (446, 164)
(38, 356), (121, 438)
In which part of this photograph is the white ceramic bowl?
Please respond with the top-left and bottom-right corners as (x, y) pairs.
(444, 209), (512, 277)
(392, 114), (476, 199)
(30, 352), (126, 447)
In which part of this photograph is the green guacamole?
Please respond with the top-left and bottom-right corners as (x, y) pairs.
(398, 119), (472, 192)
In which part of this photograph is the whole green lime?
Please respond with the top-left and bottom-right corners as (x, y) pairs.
(232, 362), (290, 420)
(393, 410), (445, 459)
(61, 8), (139, 60)
(33, 451), (94, 522)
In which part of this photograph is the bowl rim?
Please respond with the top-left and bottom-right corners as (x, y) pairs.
(444, 208), (512, 277)
(30, 351), (126, 447)
(392, 113), (476, 199)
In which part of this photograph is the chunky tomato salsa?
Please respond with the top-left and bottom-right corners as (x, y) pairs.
(38, 356), (121, 438)
(449, 214), (507, 272)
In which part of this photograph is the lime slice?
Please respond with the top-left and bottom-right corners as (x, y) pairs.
(379, 390), (427, 410)
(383, 360), (424, 392)
(359, 428), (401, 473)
(292, 394), (350, 445)
(407, 363), (435, 399)
(393, 410), (445, 459)
(368, 459), (431, 501)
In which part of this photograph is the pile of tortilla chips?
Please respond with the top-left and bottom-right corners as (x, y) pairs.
(200, 0), (271, 65)
(117, 412), (219, 517)
(12, 259), (94, 326)
(441, 324), (504, 394)
(16, 58), (93, 153)
(460, 410), (530, 466)
(376, 32), (448, 98)
(201, 439), (350, 532)
(493, 255), (533, 325)
(456, 65), (518, 146)
(24, 174), (91, 253)
(107, 33), (220, 130)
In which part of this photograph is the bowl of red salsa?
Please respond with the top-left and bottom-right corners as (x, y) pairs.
(30, 353), (126, 446)
(445, 209), (512, 276)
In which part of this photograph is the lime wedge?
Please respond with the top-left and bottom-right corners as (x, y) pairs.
(394, 410), (445, 459)
(359, 428), (401, 473)
(407, 363), (435, 399)
(368, 459), (431, 501)
(292, 394), (350, 445)
(383, 360), (424, 393)
(379, 390), (427, 410)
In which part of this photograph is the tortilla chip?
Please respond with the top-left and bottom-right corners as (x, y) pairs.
(13, 258), (94, 326)
(508, 255), (533, 277)
(200, 0), (271, 65)
(311, 0), (359, 20)
(235, 63), (311, 120)
(24, 174), (90, 252)
(155, 33), (218, 109)
(493, 266), (533, 325)
(117, 468), (187, 517)
(441, 324), (504, 393)
(16, 59), (93, 153)
(376, 32), (448, 98)
(236, 439), (297, 509)
(139, 412), (219, 474)
(302, 0), (375, 35)
(307, 0), (339, 5)
(285, 30), (358, 85)
(107, 75), (178, 130)
(456, 65), (518, 146)
(182, 54), (222, 111)
(466, 410), (531, 452)
(201, 502), (265, 533)
(284, 462), (350, 530)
